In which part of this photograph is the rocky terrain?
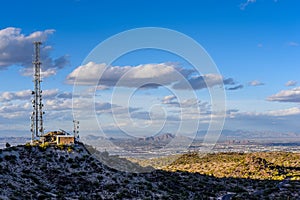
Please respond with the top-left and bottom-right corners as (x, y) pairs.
(0, 143), (300, 199)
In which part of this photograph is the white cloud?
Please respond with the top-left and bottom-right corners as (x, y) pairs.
(267, 87), (300, 102)
(162, 95), (177, 104)
(266, 107), (300, 117)
(234, 107), (300, 117)
(66, 62), (239, 91)
(161, 96), (211, 111)
(45, 99), (73, 111)
(181, 99), (210, 110)
(0, 27), (69, 76)
(0, 89), (75, 122)
(0, 102), (30, 119)
(0, 90), (32, 102)
(0, 89), (58, 102)
(240, 0), (256, 10)
(66, 62), (182, 87)
(248, 80), (265, 86)
(285, 80), (297, 87)
(21, 67), (58, 78)
(173, 74), (237, 90)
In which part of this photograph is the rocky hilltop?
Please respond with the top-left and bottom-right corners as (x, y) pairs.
(0, 143), (300, 199)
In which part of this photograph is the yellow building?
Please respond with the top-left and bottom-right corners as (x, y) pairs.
(56, 135), (75, 145)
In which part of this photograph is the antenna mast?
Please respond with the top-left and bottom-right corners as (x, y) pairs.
(73, 120), (80, 141)
(31, 41), (44, 143)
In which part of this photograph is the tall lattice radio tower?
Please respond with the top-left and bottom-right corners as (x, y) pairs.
(31, 41), (44, 143)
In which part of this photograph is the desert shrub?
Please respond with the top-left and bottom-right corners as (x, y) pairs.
(25, 143), (32, 150)
(67, 146), (73, 153)
(29, 174), (41, 184)
(57, 144), (65, 150)
(105, 184), (118, 192)
(39, 142), (49, 151)
(40, 165), (47, 171)
(71, 163), (79, 168)
(78, 171), (87, 176)
(4, 155), (17, 162)
(76, 148), (83, 153)
(57, 156), (64, 163)
(97, 175), (103, 181)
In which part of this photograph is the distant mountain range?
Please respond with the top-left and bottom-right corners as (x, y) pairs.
(82, 132), (190, 143)
(138, 133), (175, 142)
(1, 129), (300, 150)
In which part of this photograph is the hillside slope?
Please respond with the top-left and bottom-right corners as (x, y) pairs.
(162, 152), (300, 180)
(0, 144), (299, 199)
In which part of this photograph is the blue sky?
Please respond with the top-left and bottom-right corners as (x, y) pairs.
(0, 0), (300, 137)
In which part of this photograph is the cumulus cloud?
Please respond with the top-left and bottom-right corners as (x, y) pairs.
(0, 27), (69, 76)
(20, 64), (62, 78)
(66, 62), (184, 87)
(173, 74), (222, 90)
(181, 99), (209, 109)
(173, 74), (237, 90)
(248, 80), (265, 86)
(267, 87), (300, 103)
(0, 100), (33, 119)
(66, 62), (239, 91)
(0, 89), (79, 121)
(0, 89), (58, 102)
(161, 96), (211, 111)
(45, 99), (73, 111)
(161, 95), (177, 105)
(68, 62), (187, 89)
(285, 80), (297, 87)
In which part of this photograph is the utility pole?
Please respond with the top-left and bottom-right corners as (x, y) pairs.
(31, 41), (44, 143)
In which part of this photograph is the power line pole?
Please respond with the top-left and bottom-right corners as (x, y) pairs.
(31, 41), (44, 143)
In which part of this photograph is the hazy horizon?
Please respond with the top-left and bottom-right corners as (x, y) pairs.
(0, 0), (300, 141)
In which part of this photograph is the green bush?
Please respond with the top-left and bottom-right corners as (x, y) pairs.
(67, 146), (74, 153)
(39, 142), (50, 151)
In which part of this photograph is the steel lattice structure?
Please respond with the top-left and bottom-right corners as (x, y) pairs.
(31, 41), (44, 143)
